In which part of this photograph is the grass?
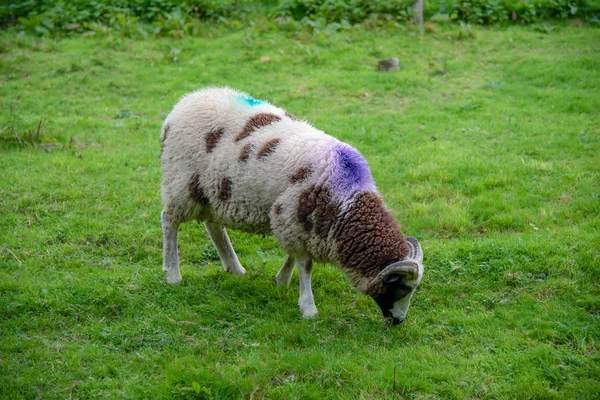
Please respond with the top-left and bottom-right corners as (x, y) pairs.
(1, 22), (599, 399)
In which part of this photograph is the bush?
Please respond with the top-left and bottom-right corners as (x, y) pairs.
(2, 0), (599, 36)
(276, 0), (600, 24)
(439, 0), (600, 23)
(273, 0), (416, 24)
(1, 0), (271, 31)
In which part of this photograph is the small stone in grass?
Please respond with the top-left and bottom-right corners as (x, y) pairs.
(378, 58), (400, 72)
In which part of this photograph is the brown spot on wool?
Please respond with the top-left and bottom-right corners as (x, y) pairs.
(285, 112), (300, 121)
(235, 113), (281, 142)
(189, 173), (209, 205)
(336, 192), (408, 280)
(205, 127), (225, 153)
(218, 177), (233, 201)
(257, 138), (281, 160)
(290, 166), (312, 184)
(273, 204), (282, 215)
(239, 143), (255, 162)
(297, 186), (340, 238)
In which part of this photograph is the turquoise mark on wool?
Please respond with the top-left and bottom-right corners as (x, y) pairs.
(238, 95), (265, 107)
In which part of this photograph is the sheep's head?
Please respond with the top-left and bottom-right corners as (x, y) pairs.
(369, 236), (424, 325)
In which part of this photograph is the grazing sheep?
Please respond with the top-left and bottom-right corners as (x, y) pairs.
(160, 87), (424, 324)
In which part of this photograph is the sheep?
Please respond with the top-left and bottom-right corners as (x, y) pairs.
(160, 87), (424, 325)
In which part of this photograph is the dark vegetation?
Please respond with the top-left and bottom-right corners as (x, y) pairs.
(2, 0), (600, 37)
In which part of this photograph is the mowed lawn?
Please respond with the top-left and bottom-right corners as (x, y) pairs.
(1, 23), (599, 399)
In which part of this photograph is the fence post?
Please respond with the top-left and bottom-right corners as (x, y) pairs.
(413, 0), (424, 25)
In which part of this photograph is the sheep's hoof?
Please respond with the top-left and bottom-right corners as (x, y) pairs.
(226, 265), (246, 276)
(300, 303), (318, 318)
(165, 272), (182, 284)
(301, 307), (318, 318)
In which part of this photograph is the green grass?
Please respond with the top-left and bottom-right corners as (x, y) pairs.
(1, 23), (599, 399)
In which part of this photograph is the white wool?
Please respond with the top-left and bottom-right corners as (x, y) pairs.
(161, 87), (345, 261)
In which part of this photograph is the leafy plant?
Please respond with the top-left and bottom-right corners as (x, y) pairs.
(273, 0), (416, 24)
(1, 117), (54, 150)
(191, 381), (213, 399)
(5, 0), (600, 36)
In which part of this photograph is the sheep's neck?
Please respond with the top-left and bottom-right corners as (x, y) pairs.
(333, 192), (409, 291)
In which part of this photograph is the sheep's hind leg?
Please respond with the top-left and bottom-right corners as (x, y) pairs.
(204, 222), (246, 275)
(297, 258), (318, 317)
(162, 210), (182, 284)
(276, 256), (295, 286)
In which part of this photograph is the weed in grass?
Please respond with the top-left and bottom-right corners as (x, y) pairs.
(1, 106), (55, 150)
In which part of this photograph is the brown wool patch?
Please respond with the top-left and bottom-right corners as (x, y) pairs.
(239, 143), (255, 162)
(285, 112), (300, 121)
(257, 138), (281, 160)
(315, 195), (340, 238)
(297, 188), (316, 232)
(189, 173), (209, 205)
(296, 186), (340, 237)
(235, 113), (281, 142)
(205, 127), (225, 153)
(218, 177), (232, 201)
(273, 204), (282, 215)
(290, 166), (312, 184)
(336, 192), (408, 278)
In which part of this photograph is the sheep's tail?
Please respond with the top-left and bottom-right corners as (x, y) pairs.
(160, 122), (170, 146)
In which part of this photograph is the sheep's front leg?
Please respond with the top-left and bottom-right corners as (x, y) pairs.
(276, 256), (295, 286)
(297, 258), (318, 317)
(162, 210), (182, 284)
(204, 222), (246, 275)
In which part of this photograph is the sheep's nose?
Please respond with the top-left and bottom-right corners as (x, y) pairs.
(392, 317), (403, 326)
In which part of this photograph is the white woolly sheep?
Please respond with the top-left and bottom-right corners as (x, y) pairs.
(160, 87), (424, 324)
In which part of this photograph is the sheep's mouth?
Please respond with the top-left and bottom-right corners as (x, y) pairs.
(377, 303), (403, 325)
(384, 312), (403, 326)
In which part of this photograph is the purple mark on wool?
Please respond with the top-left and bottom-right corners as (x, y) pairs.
(327, 144), (375, 196)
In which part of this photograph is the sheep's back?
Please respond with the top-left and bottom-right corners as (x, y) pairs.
(160, 87), (340, 233)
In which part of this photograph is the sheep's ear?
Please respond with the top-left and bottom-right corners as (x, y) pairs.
(379, 261), (419, 284)
(406, 236), (423, 264)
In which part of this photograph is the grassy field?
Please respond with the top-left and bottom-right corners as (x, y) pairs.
(1, 22), (599, 399)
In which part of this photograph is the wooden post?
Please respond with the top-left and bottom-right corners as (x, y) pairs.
(413, 0), (424, 25)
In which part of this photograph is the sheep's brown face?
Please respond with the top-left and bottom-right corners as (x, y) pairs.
(370, 236), (423, 325)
